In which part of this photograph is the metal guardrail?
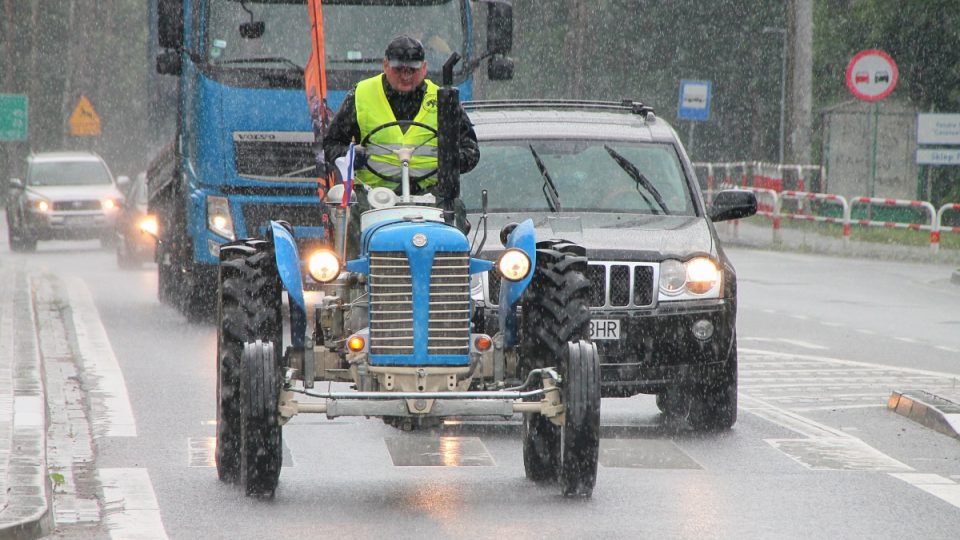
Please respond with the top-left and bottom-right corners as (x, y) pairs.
(706, 183), (959, 253)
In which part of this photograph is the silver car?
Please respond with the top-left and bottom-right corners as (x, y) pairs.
(5, 151), (126, 252)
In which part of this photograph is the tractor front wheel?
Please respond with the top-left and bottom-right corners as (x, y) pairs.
(240, 340), (283, 497)
(557, 340), (601, 498)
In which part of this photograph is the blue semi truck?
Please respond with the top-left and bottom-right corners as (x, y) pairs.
(149, 0), (515, 317)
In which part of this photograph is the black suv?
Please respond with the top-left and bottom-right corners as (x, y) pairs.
(462, 100), (756, 430)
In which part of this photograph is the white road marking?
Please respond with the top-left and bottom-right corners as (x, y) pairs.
(889, 473), (960, 509)
(791, 314), (810, 321)
(99, 468), (168, 539)
(935, 346), (959, 353)
(65, 277), (137, 437)
(894, 337), (918, 344)
(856, 329), (876, 335)
(776, 339), (828, 350)
(819, 321), (845, 327)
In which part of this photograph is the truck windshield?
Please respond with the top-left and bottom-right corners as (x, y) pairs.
(206, 0), (463, 74)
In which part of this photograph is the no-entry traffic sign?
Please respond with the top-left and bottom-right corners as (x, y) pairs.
(845, 49), (898, 102)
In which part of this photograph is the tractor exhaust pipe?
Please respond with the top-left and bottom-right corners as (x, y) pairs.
(436, 53), (461, 204)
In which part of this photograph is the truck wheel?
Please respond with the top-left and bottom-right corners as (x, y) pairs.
(687, 335), (738, 431)
(157, 253), (176, 305)
(216, 240), (283, 484)
(519, 240), (591, 367)
(557, 340), (601, 498)
(521, 412), (559, 482)
(240, 340), (283, 497)
(180, 261), (217, 322)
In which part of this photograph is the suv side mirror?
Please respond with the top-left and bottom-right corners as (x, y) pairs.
(116, 175), (131, 191)
(156, 50), (182, 76)
(488, 55), (514, 81)
(709, 190), (757, 222)
(9, 178), (24, 190)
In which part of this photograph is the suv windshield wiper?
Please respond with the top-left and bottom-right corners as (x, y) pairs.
(528, 145), (561, 212)
(603, 145), (670, 215)
(216, 57), (304, 73)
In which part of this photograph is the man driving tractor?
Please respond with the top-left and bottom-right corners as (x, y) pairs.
(323, 34), (480, 256)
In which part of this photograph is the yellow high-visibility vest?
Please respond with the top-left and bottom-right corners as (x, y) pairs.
(355, 74), (439, 190)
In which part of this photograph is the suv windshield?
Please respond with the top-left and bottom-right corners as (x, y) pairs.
(461, 140), (697, 215)
(206, 0), (462, 74)
(28, 160), (112, 186)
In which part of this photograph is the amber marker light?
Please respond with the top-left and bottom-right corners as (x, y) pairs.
(474, 335), (492, 351)
(347, 335), (365, 352)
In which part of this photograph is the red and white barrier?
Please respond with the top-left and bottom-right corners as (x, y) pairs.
(850, 197), (938, 252)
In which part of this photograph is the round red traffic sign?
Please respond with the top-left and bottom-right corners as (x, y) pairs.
(845, 49), (898, 102)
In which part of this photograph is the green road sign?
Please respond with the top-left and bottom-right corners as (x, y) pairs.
(0, 94), (29, 141)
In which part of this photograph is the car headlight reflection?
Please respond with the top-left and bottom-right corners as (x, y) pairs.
(659, 257), (721, 297)
(307, 249), (341, 283)
(496, 248), (531, 282)
(206, 195), (235, 240)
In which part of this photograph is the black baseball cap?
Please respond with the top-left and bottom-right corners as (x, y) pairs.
(385, 35), (425, 69)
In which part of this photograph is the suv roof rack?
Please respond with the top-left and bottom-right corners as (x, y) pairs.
(463, 99), (655, 116)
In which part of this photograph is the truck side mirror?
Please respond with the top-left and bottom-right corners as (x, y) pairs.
(487, 56), (514, 81)
(486, 2), (513, 55)
(156, 50), (182, 76)
(157, 0), (183, 50)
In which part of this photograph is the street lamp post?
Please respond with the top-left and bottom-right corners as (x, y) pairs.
(763, 26), (787, 164)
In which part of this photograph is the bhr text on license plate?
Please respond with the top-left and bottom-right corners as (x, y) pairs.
(589, 319), (620, 340)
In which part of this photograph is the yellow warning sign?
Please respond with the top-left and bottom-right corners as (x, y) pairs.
(69, 95), (101, 136)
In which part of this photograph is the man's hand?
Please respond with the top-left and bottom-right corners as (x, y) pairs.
(353, 145), (369, 170)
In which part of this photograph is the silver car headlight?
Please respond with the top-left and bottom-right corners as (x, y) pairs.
(28, 197), (50, 213)
(206, 195), (235, 240)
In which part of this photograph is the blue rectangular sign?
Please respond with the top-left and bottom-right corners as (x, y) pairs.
(677, 80), (711, 121)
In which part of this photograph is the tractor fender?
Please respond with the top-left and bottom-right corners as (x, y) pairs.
(269, 221), (305, 312)
(498, 219), (536, 348)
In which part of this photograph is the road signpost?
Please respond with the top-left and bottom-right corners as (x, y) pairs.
(846, 50), (898, 199)
(677, 80), (711, 151)
(0, 94), (29, 141)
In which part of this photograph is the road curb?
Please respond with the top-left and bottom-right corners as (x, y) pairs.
(952, 269), (960, 286)
(887, 390), (960, 441)
(0, 268), (53, 539)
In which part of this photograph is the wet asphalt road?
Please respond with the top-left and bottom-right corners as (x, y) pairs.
(4, 219), (960, 539)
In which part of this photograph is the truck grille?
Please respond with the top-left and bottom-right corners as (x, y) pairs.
(369, 251), (471, 356)
(233, 131), (320, 181)
(240, 203), (324, 237)
(487, 261), (656, 309)
(52, 200), (101, 211)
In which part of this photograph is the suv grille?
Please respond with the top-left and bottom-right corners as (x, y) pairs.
(233, 131), (320, 181)
(487, 261), (656, 309)
(369, 251), (471, 356)
(240, 203), (324, 237)
(52, 200), (101, 211)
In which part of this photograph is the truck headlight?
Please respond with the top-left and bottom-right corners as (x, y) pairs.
(139, 215), (159, 237)
(206, 195), (235, 240)
(307, 249), (340, 282)
(496, 248), (531, 282)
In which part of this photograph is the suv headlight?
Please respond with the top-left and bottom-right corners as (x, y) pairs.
(658, 257), (721, 299)
(206, 195), (235, 240)
(28, 198), (50, 213)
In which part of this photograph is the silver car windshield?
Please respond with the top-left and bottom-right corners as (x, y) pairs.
(461, 140), (697, 215)
(28, 161), (112, 186)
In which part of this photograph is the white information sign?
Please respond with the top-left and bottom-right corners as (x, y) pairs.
(917, 113), (960, 146)
(916, 149), (960, 166)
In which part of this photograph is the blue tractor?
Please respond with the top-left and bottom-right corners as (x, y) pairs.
(214, 59), (601, 499)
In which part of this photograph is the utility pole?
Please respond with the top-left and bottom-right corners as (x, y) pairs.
(762, 26), (787, 164)
(787, 0), (813, 165)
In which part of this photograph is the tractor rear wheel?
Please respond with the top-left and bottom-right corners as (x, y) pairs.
(215, 239), (283, 484)
(518, 240), (591, 486)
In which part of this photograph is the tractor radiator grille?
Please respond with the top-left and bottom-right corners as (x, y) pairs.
(369, 251), (471, 356)
(487, 261), (656, 309)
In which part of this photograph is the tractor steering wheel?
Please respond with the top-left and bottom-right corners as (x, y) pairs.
(360, 120), (439, 185)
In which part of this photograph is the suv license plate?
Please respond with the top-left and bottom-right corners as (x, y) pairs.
(589, 319), (620, 340)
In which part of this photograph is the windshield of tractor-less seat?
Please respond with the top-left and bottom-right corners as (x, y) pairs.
(461, 139), (697, 215)
(28, 160), (112, 186)
(206, 0), (462, 75)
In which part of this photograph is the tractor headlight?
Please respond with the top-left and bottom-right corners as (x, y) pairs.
(307, 249), (340, 283)
(496, 248), (531, 282)
(206, 195), (235, 240)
